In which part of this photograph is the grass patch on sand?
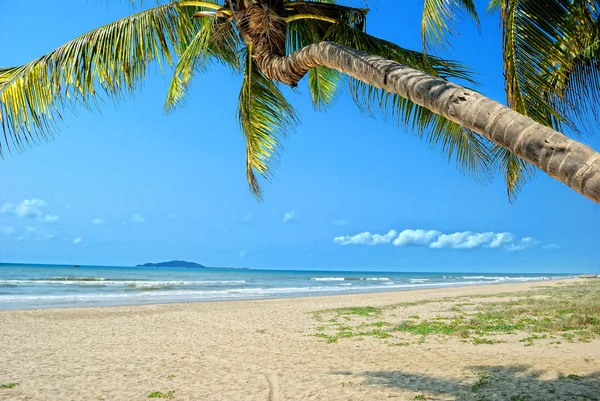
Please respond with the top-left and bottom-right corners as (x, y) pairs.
(310, 280), (600, 345)
(0, 382), (20, 389)
(147, 390), (175, 399)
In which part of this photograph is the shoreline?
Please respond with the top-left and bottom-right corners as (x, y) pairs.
(1, 278), (598, 401)
(0, 276), (576, 312)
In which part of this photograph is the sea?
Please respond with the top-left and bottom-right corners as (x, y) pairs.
(0, 263), (575, 310)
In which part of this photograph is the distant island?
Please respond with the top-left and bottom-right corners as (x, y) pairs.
(137, 260), (207, 268)
(136, 260), (248, 270)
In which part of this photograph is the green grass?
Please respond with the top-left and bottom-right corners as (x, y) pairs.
(0, 382), (20, 389)
(471, 372), (492, 392)
(312, 306), (382, 318)
(147, 390), (175, 399)
(390, 341), (410, 346)
(472, 337), (497, 345)
(310, 280), (600, 346)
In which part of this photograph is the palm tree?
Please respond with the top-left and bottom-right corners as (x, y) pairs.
(1, 0), (599, 204)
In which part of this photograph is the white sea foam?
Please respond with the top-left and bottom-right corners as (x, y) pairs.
(1, 278), (569, 305)
(311, 277), (391, 281)
(409, 279), (429, 283)
(460, 276), (558, 282)
(0, 280), (246, 286)
(311, 277), (345, 281)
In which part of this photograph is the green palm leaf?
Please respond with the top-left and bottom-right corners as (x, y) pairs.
(238, 48), (299, 199)
(490, 146), (535, 201)
(166, 17), (241, 112)
(0, 3), (196, 155)
(422, 0), (480, 52)
(487, 0), (600, 196)
(286, 18), (343, 110)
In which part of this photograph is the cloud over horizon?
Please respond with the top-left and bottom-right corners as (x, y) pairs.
(1, 198), (59, 223)
(131, 214), (146, 223)
(334, 228), (555, 252)
(283, 211), (299, 223)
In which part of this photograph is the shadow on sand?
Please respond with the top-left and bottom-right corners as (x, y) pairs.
(340, 364), (600, 400)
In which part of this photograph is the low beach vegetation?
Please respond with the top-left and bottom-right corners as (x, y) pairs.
(147, 390), (176, 399)
(310, 280), (600, 345)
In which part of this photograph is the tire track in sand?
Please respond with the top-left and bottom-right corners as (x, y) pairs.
(265, 373), (280, 401)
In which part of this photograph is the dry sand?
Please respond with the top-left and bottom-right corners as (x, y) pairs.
(1, 280), (599, 400)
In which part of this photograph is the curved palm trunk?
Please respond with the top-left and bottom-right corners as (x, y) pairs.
(254, 41), (600, 204)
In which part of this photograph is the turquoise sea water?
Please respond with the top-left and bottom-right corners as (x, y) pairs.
(0, 263), (574, 310)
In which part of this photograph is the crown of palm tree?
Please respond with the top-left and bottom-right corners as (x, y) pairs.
(1, 0), (540, 200)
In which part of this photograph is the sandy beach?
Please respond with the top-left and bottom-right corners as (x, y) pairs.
(1, 279), (599, 401)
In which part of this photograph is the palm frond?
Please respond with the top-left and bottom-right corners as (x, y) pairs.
(286, 18), (342, 110)
(349, 78), (496, 184)
(500, 0), (569, 126)
(540, 1), (600, 136)
(495, 0), (600, 137)
(421, 0), (480, 52)
(238, 48), (299, 199)
(0, 3), (196, 155)
(323, 22), (476, 82)
(488, 0), (600, 197)
(308, 66), (342, 110)
(166, 16), (241, 112)
(490, 146), (535, 202)
(283, 1), (368, 31)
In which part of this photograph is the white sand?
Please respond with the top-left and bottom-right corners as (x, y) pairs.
(1, 279), (599, 400)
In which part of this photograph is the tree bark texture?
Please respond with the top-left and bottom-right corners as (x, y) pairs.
(254, 41), (600, 204)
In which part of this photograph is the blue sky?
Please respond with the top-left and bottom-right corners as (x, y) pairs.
(1, 1), (599, 273)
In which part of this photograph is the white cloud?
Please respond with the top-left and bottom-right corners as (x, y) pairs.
(332, 219), (349, 226)
(0, 203), (15, 214)
(334, 228), (551, 252)
(393, 229), (442, 247)
(1, 226), (15, 235)
(543, 244), (562, 251)
(73, 237), (83, 245)
(489, 232), (514, 248)
(240, 213), (253, 223)
(15, 199), (46, 218)
(283, 211), (299, 223)
(91, 218), (105, 225)
(334, 230), (398, 246)
(240, 250), (247, 258)
(430, 232), (514, 249)
(131, 214), (146, 223)
(43, 214), (59, 223)
(17, 226), (55, 241)
(1, 199), (60, 223)
(506, 237), (539, 252)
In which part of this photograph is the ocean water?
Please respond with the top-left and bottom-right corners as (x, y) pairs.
(0, 263), (574, 310)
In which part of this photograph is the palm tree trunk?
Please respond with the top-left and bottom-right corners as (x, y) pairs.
(254, 41), (600, 204)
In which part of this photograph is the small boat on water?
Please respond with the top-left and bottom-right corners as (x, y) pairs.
(578, 274), (598, 278)
(73, 265), (80, 268)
